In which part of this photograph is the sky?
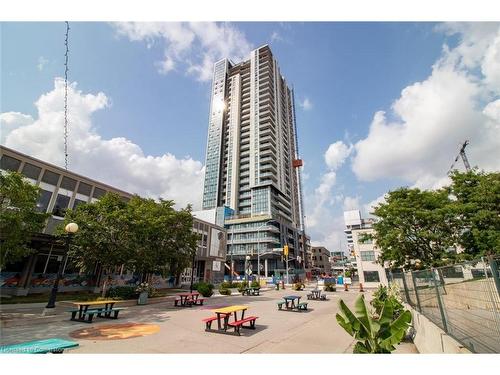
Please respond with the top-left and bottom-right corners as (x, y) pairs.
(1, 21), (500, 253)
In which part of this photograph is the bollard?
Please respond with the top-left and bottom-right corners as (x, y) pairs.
(359, 283), (364, 292)
(344, 283), (349, 291)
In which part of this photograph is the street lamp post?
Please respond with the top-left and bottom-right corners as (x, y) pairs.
(245, 255), (251, 284)
(230, 225), (234, 283)
(46, 222), (78, 308)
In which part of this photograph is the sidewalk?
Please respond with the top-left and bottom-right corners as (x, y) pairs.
(0, 289), (418, 353)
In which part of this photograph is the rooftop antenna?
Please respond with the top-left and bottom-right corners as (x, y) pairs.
(64, 21), (70, 170)
(448, 140), (471, 175)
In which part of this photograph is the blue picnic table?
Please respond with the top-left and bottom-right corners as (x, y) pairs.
(0, 338), (79, 354)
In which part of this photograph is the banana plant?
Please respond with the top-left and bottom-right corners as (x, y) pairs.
(336, 294), (412, 353)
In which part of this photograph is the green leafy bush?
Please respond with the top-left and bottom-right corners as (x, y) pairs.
(220, 281), (231, 289)
(219, 288), (231, 295)
(107, 286), (137, 300)
(293, 282), (305, 291)
(196, 282), (214, 297)
(336, 294), (412, 353)
(324, 283), (336, 292)
(371, 284), (404, 318)
(237, 281), (249, 292)
(250, 280), (260, 288)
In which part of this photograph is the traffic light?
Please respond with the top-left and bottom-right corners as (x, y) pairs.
(283, 244), (289, 257)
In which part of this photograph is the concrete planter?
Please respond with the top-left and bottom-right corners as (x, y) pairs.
(137, 291), (148, 305)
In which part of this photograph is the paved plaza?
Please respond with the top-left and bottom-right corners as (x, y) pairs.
(0, 288), (417, 354)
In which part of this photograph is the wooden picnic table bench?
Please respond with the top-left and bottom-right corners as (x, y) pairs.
(202, 305), (258, 336)
(0, 338), (78, 354)
(174, 292), (204, 307)
(307, 289), (326, 300)
(69, 300), (125, 323)
(278, 296), (308, 311)
(241, 287), (260, 296)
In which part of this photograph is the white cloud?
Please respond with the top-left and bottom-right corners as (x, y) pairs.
(0, 112), (34, 143)
(270, 31), (283, 43)
(1, 78), (204, 209)
(324, 141), (352, 170)
(113, 22), (253, 82)
(37, 56), (49, 71)
(342, 196), (360, 211)
(299, 97), (312, 111)
(351, 23), (500, 190)
(363, 194), (387, 218)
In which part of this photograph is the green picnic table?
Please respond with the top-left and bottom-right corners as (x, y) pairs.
(0, 338), (79, 354)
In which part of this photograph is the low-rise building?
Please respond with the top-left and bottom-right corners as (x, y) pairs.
(0, 146), (226, 295)
(344, 209), (388, 287)
(311, 246), (332, 275)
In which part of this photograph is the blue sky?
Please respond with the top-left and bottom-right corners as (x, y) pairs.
(2, 22), (499, 251)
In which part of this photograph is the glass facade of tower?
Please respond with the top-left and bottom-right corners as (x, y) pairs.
(201, 45), (306, 277)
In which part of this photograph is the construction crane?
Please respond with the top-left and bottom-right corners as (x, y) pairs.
(448, 140), (472, 175)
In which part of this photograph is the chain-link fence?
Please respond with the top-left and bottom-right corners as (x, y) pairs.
(390, 256), (500, 353)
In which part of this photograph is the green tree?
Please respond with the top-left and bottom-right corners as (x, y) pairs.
(62, 193), (133, 274)
(0, 171), (49, 269)
(63, 193), (199, 285)
(448, 170), (500, 256)
(372, 188), (459, 270)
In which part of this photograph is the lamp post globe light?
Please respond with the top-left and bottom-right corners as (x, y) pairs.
(46, 222), (78, 308)
(245, 255), (251, 284)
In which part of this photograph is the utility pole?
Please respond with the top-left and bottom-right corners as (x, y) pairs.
(230, 225), (234, 283)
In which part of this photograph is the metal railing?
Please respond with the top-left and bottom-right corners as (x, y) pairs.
(390, 256), (500, 353)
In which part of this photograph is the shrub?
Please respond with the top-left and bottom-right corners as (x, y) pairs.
(196, 282), (214, 297)
(371, 284), (404, 319)
(219, 288), (231, 296)
(220, 281), (231, 289)
(336, 294), (412, 353)
(107, 286), (137, 300)
(293, 282), (305, 291)
(237, 281), (249, 292)
(324, 283), (336, 292)
(250, 280), (260, 288)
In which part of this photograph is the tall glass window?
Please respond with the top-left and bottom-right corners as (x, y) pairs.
(52, 194), (71, 217)
(36, 190), (52, 212)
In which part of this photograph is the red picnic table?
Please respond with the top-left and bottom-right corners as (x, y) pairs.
(174, 292), (204, 307)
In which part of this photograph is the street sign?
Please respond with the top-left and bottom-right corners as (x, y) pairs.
(259, 264), (264, 270)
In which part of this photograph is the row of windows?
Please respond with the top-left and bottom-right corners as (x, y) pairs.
(1, 155), (109, 198)
(360, 251), (376, 261)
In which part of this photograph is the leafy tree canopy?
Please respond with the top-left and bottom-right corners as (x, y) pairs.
(0, 171), (49, 269)
(62, 193), (199, 278)
(371, 170), (499, 270)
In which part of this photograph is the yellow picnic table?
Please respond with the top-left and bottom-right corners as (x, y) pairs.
(70, 300), (124, 322)
(211, 305), (248, 331)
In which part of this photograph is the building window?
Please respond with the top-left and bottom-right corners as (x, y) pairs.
(319, 256), (322, 261)
(21, 163), (42, 180)
(93, 187), (106, 199)
(360, 251), (376, 261)
(60, 176), (77, 191)
(73, 198), (87, 209)
(0, 155), (21, 172)
(36, 190), (52, 212)
(77, 182), (92, 196)
(41, 170), (60, 185)
(52, 194), (71, 217)
(363, 271), (380, 282)
(358, 235), (373, 244)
